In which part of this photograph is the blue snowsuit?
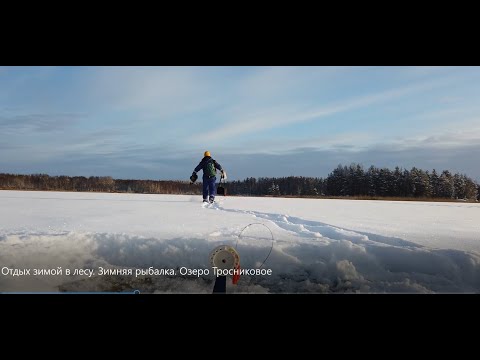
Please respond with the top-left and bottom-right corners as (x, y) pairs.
(193, 156), (223, 202)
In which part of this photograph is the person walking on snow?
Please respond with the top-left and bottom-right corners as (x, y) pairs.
(190, 151), (226, 203)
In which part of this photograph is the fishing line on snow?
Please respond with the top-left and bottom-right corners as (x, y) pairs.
(235, 222), (274, 269)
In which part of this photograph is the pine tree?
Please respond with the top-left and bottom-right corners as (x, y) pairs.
(430, 169), (439, 198)
(464, 178), (478, 200)
(438, 170), (455, 198)
(453, 174), (466, 199)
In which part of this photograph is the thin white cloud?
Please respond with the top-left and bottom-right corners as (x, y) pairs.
(197, 77), (453, 142)
(0, 112), (83, 134)
(81, 67), (221, 119)
(398, 66), (450, 76)
(217, 132), (375, 156)
(207, 104), (480, 156)
(233, 66), (347, 100)
(0, 126), (131, 163)
(386, 120), (480, 150)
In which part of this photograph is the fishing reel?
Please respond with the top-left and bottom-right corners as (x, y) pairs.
(209, 245), (241, 293)
(208, 223), (275, 293)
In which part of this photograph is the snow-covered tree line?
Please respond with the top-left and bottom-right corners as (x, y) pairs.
(227, 164), (479, 200)
(322, 164), (478, 199)
(0, 163), (478, 200)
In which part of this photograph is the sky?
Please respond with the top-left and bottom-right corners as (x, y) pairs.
(1, 66), (480, 181)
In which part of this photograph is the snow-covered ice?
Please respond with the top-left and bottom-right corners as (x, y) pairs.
(1, 190), (479, 293)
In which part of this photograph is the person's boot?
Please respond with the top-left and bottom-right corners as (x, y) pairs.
(209, 196), (215, 203)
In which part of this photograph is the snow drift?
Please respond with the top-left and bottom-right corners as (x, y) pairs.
(1, 191), (479, 293)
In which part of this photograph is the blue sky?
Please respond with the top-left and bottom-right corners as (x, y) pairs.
(1, 66), (480, 181)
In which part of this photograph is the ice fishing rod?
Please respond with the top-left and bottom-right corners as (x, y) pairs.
(209, 222), (275, 293)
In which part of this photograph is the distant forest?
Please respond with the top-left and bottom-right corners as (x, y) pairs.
(1, 163), (479, 200)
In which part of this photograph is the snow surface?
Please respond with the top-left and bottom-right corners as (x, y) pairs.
(1, 190), (479, 293)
